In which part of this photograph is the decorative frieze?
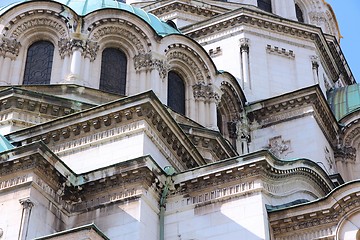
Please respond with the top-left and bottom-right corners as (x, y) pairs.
(0, 175), (30, 191)
(266, 44), (295, 58)
(90, 25), (146, 54)
(0, 37), (21, 58)
(10, 17), (68, 38)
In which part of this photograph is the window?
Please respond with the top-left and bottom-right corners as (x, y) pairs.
(167, 71), (185, 115)
(99, 48), (127, 95)
(23, 41), (54, 85)
(257, 0), (272, 13)
(295, 4), (304, 23)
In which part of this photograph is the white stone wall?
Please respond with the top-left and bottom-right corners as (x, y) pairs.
(164, 193), (270, 240)
(251, 115), (335, 174)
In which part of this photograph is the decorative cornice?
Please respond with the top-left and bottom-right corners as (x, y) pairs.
(6, 92), (206, 170)
(269, 187), (360, 240)
(247, 86), (339, 148)
(182, 9), (341, 82)
(147, 2), (223, 19)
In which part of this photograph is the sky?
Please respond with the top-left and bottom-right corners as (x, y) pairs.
(0, 0), (358, 82)
(327, 0), (360, 82)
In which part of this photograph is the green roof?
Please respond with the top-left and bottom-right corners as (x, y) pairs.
(0, 135), (14, 152)
(0, 0), (180, 37)
(327, 84), (360, 121)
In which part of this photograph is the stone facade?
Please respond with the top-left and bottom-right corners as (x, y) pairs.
(0, 0), (359, 240)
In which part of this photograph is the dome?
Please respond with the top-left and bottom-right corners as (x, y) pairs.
(327, 84), (360, 121)
(0, 0), (180, 36)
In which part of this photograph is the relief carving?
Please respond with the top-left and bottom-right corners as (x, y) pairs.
(268, 135), (291, 158)
(0, 37), (21, 58)
(192, 83), (219, 101)
(10, 18), (67, 38)
(133, 53), (168, 78)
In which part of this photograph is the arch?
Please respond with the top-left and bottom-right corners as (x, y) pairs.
(257, 0), (272, 13)
(99, 47), (127, 95)
(295, 3), (305, 23)
(23, 41), (54, 85)
(167, 71), (186, 115)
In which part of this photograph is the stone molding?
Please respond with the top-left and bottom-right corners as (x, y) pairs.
(269, 190), (360, 240)
(166, 43), (210, 84)
(4, 10), (68, 39)
(133, 53), (168, 78)
(6, 94), (206, 170)
(183, 10), (343, 83)
(266, 44), (295, 59)
(88, 20), (150, 54)
(248, 86), (339, 148)
(0, 37), (21, 59)
(147, 2), (221, 19)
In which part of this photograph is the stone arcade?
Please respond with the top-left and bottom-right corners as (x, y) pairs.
(0, 0), (359, 239)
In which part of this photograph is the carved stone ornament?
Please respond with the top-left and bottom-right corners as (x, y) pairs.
(91, 26), (145, 54)
(58, 38), (99, 60)
(0, 37), (21, 58)
(268, 136), (291, 158)
(19, 198), (34, 209)
(133, 53), (168, 78)
(192, 83), (219, 101)
(239, 38), (249, 52)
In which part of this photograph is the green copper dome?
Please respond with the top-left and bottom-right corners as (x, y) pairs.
(0, 0), (180, 36)
(328, 84), (360, 121)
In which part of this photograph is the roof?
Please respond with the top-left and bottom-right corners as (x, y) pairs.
(327, 84), (360, 121)
(0, 0), (180, 37)
(0, 135), (14, 152)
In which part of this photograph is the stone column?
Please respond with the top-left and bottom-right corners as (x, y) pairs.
(82, 40), (99, 86)
(236, 113), (250, 155)
(193, 83), (207, 126)
(18, 198), (34, 240)
(240, 38), (250, 90)
(0, 37), (21, 84)
(311, 56), (319, 84)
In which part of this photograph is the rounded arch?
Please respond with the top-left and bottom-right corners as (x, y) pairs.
(336, 208), (360, 240)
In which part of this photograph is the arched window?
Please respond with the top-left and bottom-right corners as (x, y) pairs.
(295, 4), (305, 23)
(23, 41), (54, 85)
(100, 48), (127, 95)
(257, 0), (272, 13)
(167, 71), (185, 115)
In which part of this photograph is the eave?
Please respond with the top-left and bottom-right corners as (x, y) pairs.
(5, 91), (206, 171)
(182, 6), (342, 83)
(247, 85), (340, 148)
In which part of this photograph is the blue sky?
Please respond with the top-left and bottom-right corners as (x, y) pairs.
(0, 0), (358, 82)
(327, 0), (360, 82)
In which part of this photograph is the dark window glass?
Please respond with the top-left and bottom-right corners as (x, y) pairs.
(23, 41), (54, 85)
(257, 0), (272, 13)
(295, 4), (304, 23)
(100, 48), (127, 95)
(167, 71), (185, 115)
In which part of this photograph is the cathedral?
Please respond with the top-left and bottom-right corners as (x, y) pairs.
(0, 0), (359, 239)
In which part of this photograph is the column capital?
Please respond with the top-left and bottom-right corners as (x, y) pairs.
(59, 38), (99, 60)
(239, 38), (250, 52)
(0, 37), (21, 59)
(134, 53), (168, 79)
(311, 55), (319, 69)
(19, 198), (34, 209)
(192, 83), (220, 102)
